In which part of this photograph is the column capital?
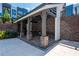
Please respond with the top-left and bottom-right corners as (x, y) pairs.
(41, 10), (47, 17)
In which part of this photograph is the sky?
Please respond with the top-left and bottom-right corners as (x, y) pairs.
(0, 3), (41, 13)
(0, 3), (76, 13)
(9, 3), (41, 11)
(0, 4), (2, 13)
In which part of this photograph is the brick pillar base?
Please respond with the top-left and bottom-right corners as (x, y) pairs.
(40, 36), (48, 48)
(27, 33), (32, 40)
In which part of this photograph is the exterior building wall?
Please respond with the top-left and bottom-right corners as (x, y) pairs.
(2, 3), (11, 16)
(76, 4), (79, 15)
(65, 4), (73, 16)
(11, 7), (17, 21)
(17, 7), (28, 19)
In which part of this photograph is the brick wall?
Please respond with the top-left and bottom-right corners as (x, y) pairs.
(32, 16), (55, 33)
(0, 22), (17, 31)
(61, 15), (79, 41)
(47, 16), (55, 33)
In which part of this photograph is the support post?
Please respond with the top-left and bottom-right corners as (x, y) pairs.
(20, 21), (23, 38)
(55, 6), (61, 41)
(40, 11), (48, 48)
(41, 11), (47, 36)
(26, 17), (32, 40)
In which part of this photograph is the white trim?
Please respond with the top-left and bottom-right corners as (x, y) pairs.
(14, 4), (64, 23)
(55, 6), (61, 41)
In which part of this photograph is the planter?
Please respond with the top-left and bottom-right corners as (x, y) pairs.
(40, 36), (48, 48)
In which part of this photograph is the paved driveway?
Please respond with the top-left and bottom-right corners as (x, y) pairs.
(0, 38), (44, 56)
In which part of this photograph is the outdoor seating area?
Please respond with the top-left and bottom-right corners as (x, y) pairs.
(17, 15), (56, 48)
(15, 3), (64, 48)
(0, 3), (79, 56)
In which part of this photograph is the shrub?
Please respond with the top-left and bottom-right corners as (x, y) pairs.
(6, 31), (18, 38)
(0, 31), (18, 39)
(0, 31), (6, 39)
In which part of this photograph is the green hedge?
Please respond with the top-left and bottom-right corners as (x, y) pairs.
(0, 31), (18, 39)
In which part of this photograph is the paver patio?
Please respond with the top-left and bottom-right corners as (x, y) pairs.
(0, 38), (79, 56)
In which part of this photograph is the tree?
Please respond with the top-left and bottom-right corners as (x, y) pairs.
(0, 16), (2, 22)
(2, 8), (11, 23)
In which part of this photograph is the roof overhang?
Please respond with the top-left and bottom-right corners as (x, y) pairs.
(14, 3), (64, 23)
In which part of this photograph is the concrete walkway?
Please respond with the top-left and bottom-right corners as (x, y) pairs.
(0, 38), (44, 56)
(0, 38), (79, 56)
(45, 40), (79, 56)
